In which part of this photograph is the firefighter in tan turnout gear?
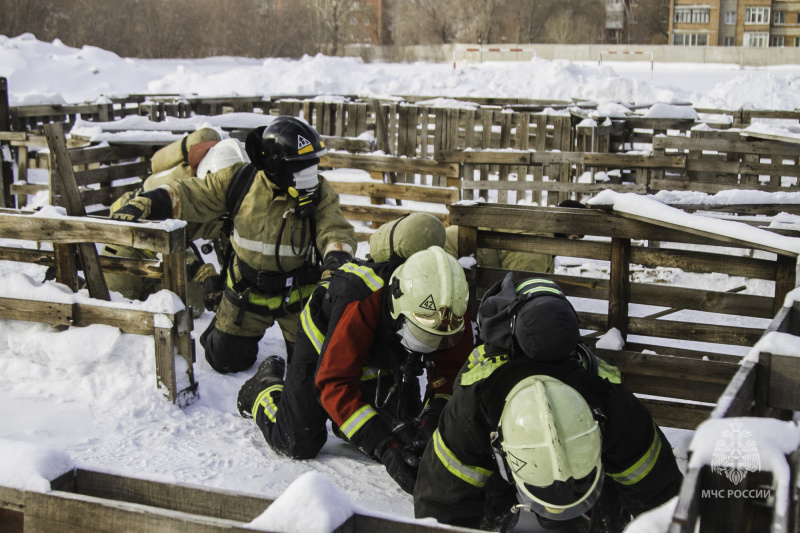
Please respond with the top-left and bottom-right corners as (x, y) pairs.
(413, 274), (683, 532)
(111, 117), (357, 373)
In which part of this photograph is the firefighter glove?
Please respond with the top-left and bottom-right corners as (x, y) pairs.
(321, 251), (352, 279)
(111, 196), (151, 222)
(202, 274), (223, 311)
(375, 435), (418, 495)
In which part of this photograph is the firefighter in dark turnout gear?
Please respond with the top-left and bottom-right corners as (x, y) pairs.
(111, 117), (357, 373)
(236, 245), (474, 494)
(413, 274), (682, 532)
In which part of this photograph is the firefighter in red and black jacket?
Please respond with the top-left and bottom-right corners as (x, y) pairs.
(413, 273), (683, 532)
(236, 245), (474, 493)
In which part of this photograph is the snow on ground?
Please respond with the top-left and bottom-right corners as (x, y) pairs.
(2, 33), (800, 532)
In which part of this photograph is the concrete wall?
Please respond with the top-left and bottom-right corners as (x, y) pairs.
(343, 43), (800, 67)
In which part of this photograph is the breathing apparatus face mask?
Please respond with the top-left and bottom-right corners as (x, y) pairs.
(285, 164), (319, 218)
(396, 315), (464, 354)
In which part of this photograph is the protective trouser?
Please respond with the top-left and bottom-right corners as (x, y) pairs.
(200, 313), (297, 374)
(251, 317), (423, 459)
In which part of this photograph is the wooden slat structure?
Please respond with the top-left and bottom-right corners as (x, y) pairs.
(451, 203), (798, 431)
(0, 209), (198, 405)
(669, 298), (800, 533)
(0, 468), (478, 533)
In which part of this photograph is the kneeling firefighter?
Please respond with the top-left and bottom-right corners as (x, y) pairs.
(236, 235), (474, 494)
(111, 117), (357, 373)
(413, 274), (683, 532)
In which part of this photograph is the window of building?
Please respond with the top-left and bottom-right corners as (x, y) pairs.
(674, 7), (710, 24)
(744, 7), (770, 24)
(774, 11), (785, 24)
(797, 13), (800, 24)
(796, 37), (800, 47)
(673, 33), (709, 45)
(723, 36), (735, 46)
(724, 11), (736, 24)
(743, 32), (769, 46)
(772, 36), (784, 46)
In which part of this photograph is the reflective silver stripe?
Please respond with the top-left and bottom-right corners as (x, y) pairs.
(339, 263), (384, 292)
(433, 429), (492, 488)
(301, 304), (325, 354)
(608, 424), (662, 486)
(340, 404), (378, 439)
(254, 384), (283, 422)
(233, 229), (307, 257)
(361, 366), (384, 381)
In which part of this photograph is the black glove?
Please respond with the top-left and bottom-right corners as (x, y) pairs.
(322, 251), (352, 274)
(202, 275), (223, 311)
(375, 435), (419, 495)
(110, 196), (151, 222)
(110, 188), (173, 222)
(401, 396), (449, 468)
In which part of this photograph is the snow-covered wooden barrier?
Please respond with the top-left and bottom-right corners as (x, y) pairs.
(0, 466), (477, 533)
(669, 292), (800, 532)
(320, 151), (460, 239)
(0, 208), (198, 405)
(451, 197), (799, 431)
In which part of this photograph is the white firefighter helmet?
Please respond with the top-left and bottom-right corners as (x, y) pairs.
(197, 138), (249, 178)
(498, 375), (603, 521)
(389, 245), (468, 353)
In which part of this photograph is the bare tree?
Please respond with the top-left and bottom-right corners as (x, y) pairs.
(390, 0), (462, 45)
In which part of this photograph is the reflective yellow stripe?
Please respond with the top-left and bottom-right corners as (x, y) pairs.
(466, 345), (486, 370)
(598, 357), (622, 384)
(460, 349), (509, 386)
(608, 424), (662, 486)
(226, 273), (315, 309)
(301, 302), (325, 353)
(253, 384), (283, 422)
(340, 404), (378, 439)
(339, 263), (384, 292)
(433, 429), (492, 487)
(517, 285), (563, 298)
(515, 278), (558, 293)
(360, 366), (385, 381)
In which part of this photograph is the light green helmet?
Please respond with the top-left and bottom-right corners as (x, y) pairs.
(498, 375), (603, 521)
(389, 245), (468, 353)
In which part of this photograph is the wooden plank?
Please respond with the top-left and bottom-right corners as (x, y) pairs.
(44, 122), (109, 301)
(154, 326), (177, 403)
(331, 181), (458, 204)
(69, 469), (270, 522)
(596, 349), (739, 385)
(53, 243), (79, 292)
(655, 135), (800, 156)
(439, 150), (530, 165)
(608, 238), (631, 336)
(72, 160), (151, 186)
(625, 374), (725, 403)
(628, 317), (764, 346)
(0, 297), (74, 327)
(67, 144), (154, 166)
(650, 178), (797, 195)
(597, 204), (799, 258)
(669, 466), (702, 533)
(0, 212), (176, 254)
(630, 284), (775, 319)
(640, 398), (711, 430)
(320, 152), (459, 178)
(630, 246), (778, 281)
(340, 205), (447, 224)
(460, 179), (646, 194)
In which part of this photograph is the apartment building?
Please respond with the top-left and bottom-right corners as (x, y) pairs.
(669, 0), (800, 46)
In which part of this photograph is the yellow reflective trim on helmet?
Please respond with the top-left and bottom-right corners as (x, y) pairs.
(608, 424), (662, 486)
(339, 263), (384, 292)
(298, 144), (314, 155)
(433, 429), (492, 487)
(340, 404), (378, 439)
(253, 384), (283, 422)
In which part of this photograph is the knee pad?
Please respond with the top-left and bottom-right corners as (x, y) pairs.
(200, 321), (260, 374)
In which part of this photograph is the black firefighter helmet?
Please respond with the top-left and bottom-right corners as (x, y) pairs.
(245, 116), (327, 191)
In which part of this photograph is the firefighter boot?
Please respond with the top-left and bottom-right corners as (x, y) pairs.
(237, 355), (286, 418)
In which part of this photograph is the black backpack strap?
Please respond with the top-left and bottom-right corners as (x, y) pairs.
(216, 163), (258, 291)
